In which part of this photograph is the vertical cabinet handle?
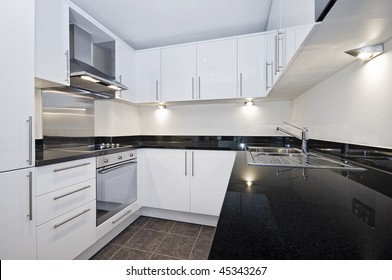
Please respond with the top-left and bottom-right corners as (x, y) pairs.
(277, 32), (284, 72)
(192, 151), (194, 177)
(192, 77), (195, 99)
(198, 77), (201, 99)
(265, 62), (271, 90)
(185, 151), (187, 176)
(26, 116), (32, 165)
(65, 50), (69, 83)
(155, 80), (159, 101)
(27, 171), (33, 221)
(274, 35), (278, 75)
(239, 73), (243, 97)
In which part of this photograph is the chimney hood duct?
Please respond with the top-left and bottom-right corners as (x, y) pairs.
(69, 24), (127, 95)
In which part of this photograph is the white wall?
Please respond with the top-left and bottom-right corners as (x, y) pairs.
(291, 38), (392, 149)
(94, 99), (140, 136)
(139, 101), (291, 136)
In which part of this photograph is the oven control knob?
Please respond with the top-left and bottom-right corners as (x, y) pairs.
(104, 159), (109, 163)
(118, 156), (122, 160)
(129, 153), (133, 157)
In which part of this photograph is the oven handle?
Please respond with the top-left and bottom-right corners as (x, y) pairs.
(97, 160), (137, 175)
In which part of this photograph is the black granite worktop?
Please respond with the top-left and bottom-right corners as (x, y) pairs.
(208, 151), (392, 260)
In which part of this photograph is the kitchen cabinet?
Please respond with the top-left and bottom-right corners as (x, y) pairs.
(267, 0), (315, 31)
(161, 45), (197, 102)
(147, 149), (236, 216)
(135, 49), (161, 103)
(196, 39), (238, 100)
(0, 0), (35, 173)
(35, 158), (96, 259)
(0, 168), (36, 260)
(237, 35), (267, 98)
(35, 0), (70, 87)
(115, 40), (135, 102)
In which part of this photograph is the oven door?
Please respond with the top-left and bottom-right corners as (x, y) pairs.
(96, 160), (137, 226)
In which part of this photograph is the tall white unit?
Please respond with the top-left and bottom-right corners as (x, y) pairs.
(161, 45), (197, 102)
(238, 35), (267, 98)
(35, 0), (70, 87)
(135, 50), (161, 103)
(196, 39), (238, 100)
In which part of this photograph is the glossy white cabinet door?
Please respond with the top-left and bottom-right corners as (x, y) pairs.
(161, 45), (197, 102)
(238, 35), (267, 98)
(294, 24), (314, 50)
(265, 31), (277, 93)
(135, 50), (161, 103)
(35, 0), (70, 87)
(197, 39), (238, 100)
(0, 168), (36, 259)
(149, 149), (190, 212)
(115, 40), (135, 102)
(190, 151), (236, 216)
(0, 0), (34, 172)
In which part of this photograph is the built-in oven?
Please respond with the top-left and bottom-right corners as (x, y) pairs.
(96, 149), (137, 226)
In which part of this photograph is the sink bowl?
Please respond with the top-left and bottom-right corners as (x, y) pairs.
(247, 146), (303, 156)
(247, 146), (366, 171)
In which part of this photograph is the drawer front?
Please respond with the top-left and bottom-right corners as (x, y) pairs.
(36, 179), (96, 226)
(96, 201), (141, 240)
(36, 158), (96, 196)
(37, 201), (96, 260)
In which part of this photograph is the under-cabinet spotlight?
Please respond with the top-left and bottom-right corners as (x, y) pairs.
(80, 75), (100, 83)
(107, 84), (121, 91)
(345, 43), (384, 61)
(246, 181), (254, 187)
(244, 100), (255, 106)
(158, 103), (166, 110)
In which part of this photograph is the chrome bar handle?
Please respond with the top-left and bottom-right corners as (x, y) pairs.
(274, 34), (278, 75)
(65, 50), (69, 83)
(53, 162), (91, 172)
(198, 77), (201, 99)
(240, 73), (243, 97)
(27, 116), (32, 165)
(192, 77), (195, 99)
(265, 62), (272, 90)
(54, 209), (90, 229)
(185, 151), (187, 176)
(155, 80), (159, 101)
(53, 185), (91, 200)
(277, 32), (284, 71)
(192, 151), (194, 177)
(27, 171), (33, 221)
(112, 210), (132, 224)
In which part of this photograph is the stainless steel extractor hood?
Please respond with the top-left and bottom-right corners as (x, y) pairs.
(69, 24), (127, 94)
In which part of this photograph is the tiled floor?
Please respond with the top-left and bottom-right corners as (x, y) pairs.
(90, 216), (216, 260)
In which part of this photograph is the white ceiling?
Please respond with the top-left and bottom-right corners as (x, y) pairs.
(70, 0), (273, 50)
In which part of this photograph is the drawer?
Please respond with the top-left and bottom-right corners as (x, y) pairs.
(36, 158), (96, 196)
(96, 200), (141, 240)
(36, 179), (96, 226)
(37, 201), (96, 260)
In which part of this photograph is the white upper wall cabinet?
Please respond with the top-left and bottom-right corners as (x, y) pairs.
(238, 35), (267, 98)
(196, 39), (238, 100)
(0, 0), (35, 172)
(115, 40), (135, 102)
(161, 45), (197, 102)
(135, 50), (161, 103)
(35, 0), (70, 87)
(267, 0), (315, 31)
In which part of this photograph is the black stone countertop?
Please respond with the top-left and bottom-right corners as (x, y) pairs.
(208, 151), (392, 260)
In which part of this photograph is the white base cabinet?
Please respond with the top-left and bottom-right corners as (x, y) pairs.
(0, 168), (36, 260)
(146, 149), (236, 216)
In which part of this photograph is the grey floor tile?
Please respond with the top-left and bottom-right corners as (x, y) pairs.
(149, 254), (180, 260)
(124, 229), (167, 252)
(198, 225), (216, 241)
(131, 216), (151, 228)
(90, 243), (121, 260)
(109, 225), (140, 246)
(155, 233), (196, 259)
(111, 247), (152, 260)
(189, 238), (212, 260)
(169, 221), (202, 237)
(144, 218), (175, 232)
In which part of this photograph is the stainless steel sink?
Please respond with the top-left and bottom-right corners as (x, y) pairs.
(247, 146), (366, 171)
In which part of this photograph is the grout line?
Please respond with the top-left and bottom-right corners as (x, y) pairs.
(148, 222), (176, 260)
(108, 244), (124, 260)
(188, 225), (202, 260)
